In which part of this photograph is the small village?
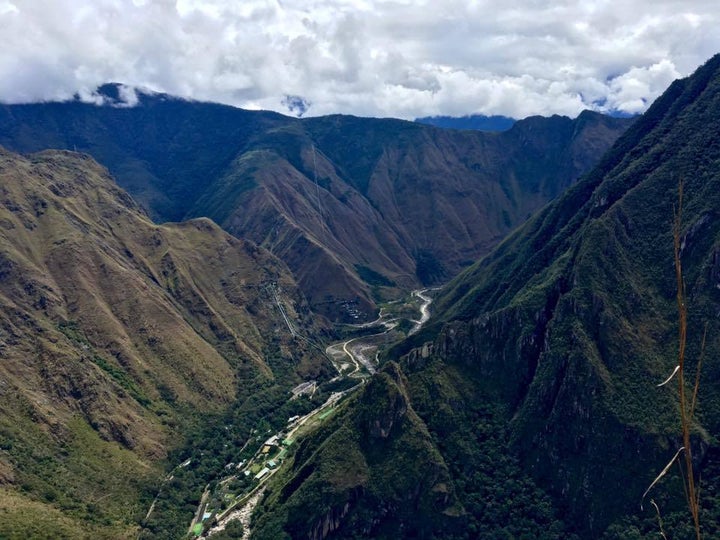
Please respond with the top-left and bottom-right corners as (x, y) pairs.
(188, 386), (351, 538)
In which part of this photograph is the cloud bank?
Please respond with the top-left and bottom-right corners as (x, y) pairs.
(0, 0), (718, 119)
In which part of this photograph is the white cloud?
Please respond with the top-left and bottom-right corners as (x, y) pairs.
(0, 1), (718, 119)
(605, 60), (682, 114)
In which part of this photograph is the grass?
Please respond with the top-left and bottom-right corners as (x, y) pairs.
(672, 182), (702, 539)
(0, 415), (157, 539)
(354, 265), (396, 287)
(0, 489), (89, 540)
(644, 181), (703, 539)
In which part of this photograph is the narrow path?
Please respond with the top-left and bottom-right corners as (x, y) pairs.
(141, 458), (193, 527)
(267, 283), (296, 337)
(187, 485), (210, 535)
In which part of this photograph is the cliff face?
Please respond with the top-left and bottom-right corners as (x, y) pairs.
(0, 97), (632, 320)
(398, 53), (720, 535)
(253, 356), (574, 539)
(0, 147), (329, 537)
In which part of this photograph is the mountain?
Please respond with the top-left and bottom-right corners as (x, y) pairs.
(0, 147), (330, 537)
(249, 54), (720, 539)
(0, 92), (632, 320)
(415, 113), (516, 131)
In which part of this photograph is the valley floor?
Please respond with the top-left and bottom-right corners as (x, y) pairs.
(152, 288), (437, 539)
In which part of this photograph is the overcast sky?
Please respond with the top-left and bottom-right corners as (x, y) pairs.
(1, 0), (718, 119)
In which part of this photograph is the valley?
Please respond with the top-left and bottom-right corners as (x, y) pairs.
(1, 53), (719, 540)
(142, 288), (437, 539)
(236, 54), (720, 540)
(3, 3), (719, 539)
(0, 96), (632, 321)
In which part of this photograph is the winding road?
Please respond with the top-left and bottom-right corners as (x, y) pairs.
(325, 288), (434, 373)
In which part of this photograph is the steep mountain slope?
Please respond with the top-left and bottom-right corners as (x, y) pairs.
(0, 94), (632, 320)
(0, 148), (329, 537)
(0, 86), (289, 222)
(183, 110), (634, 320)
(251, 54), (720, 538)
(251, 359), (573, 540)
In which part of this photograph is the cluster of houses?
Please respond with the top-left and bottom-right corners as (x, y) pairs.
(243, 429), (295, 481)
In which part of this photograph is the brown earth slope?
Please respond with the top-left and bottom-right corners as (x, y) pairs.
(0, 147), (329, 538)
(191, 111), (633, 320)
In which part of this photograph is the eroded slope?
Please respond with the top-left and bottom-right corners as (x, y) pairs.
(0, 148), (329, 537)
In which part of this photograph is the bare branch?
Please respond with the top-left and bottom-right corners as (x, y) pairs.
(690, 323), (708, 418)
(657, 365), (680, 387)
(650, 500), (668, 540)
(641, 447), (684, 510)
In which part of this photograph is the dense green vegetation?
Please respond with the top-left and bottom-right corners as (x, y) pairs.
(0, 89), (286, 221)
(251, 360), (578, 539)
(139, 330), (355, 540)
(422, 54), (720, 536)
(0, 415), (157, 538)
(353, 265), (395, 288)
(139, 383), (325, 539)
(406, 360), (573, 539)
(414, 249), (447, 285)
(247, 53), (720, 538)
(251, 364), (454, 539)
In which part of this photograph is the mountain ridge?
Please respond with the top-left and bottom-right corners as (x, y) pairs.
(0, 98), (633, 320)
(415, 113), (516, 131)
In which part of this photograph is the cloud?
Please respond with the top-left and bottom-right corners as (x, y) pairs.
(605, 60), (681, 114)
(282, 94), (311, 117)
(0, 1), (718, 119)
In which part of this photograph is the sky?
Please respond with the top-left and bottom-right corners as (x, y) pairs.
(0, 0), (718, 120)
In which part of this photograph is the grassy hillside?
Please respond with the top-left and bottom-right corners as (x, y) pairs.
(0, 147), (330, 537)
